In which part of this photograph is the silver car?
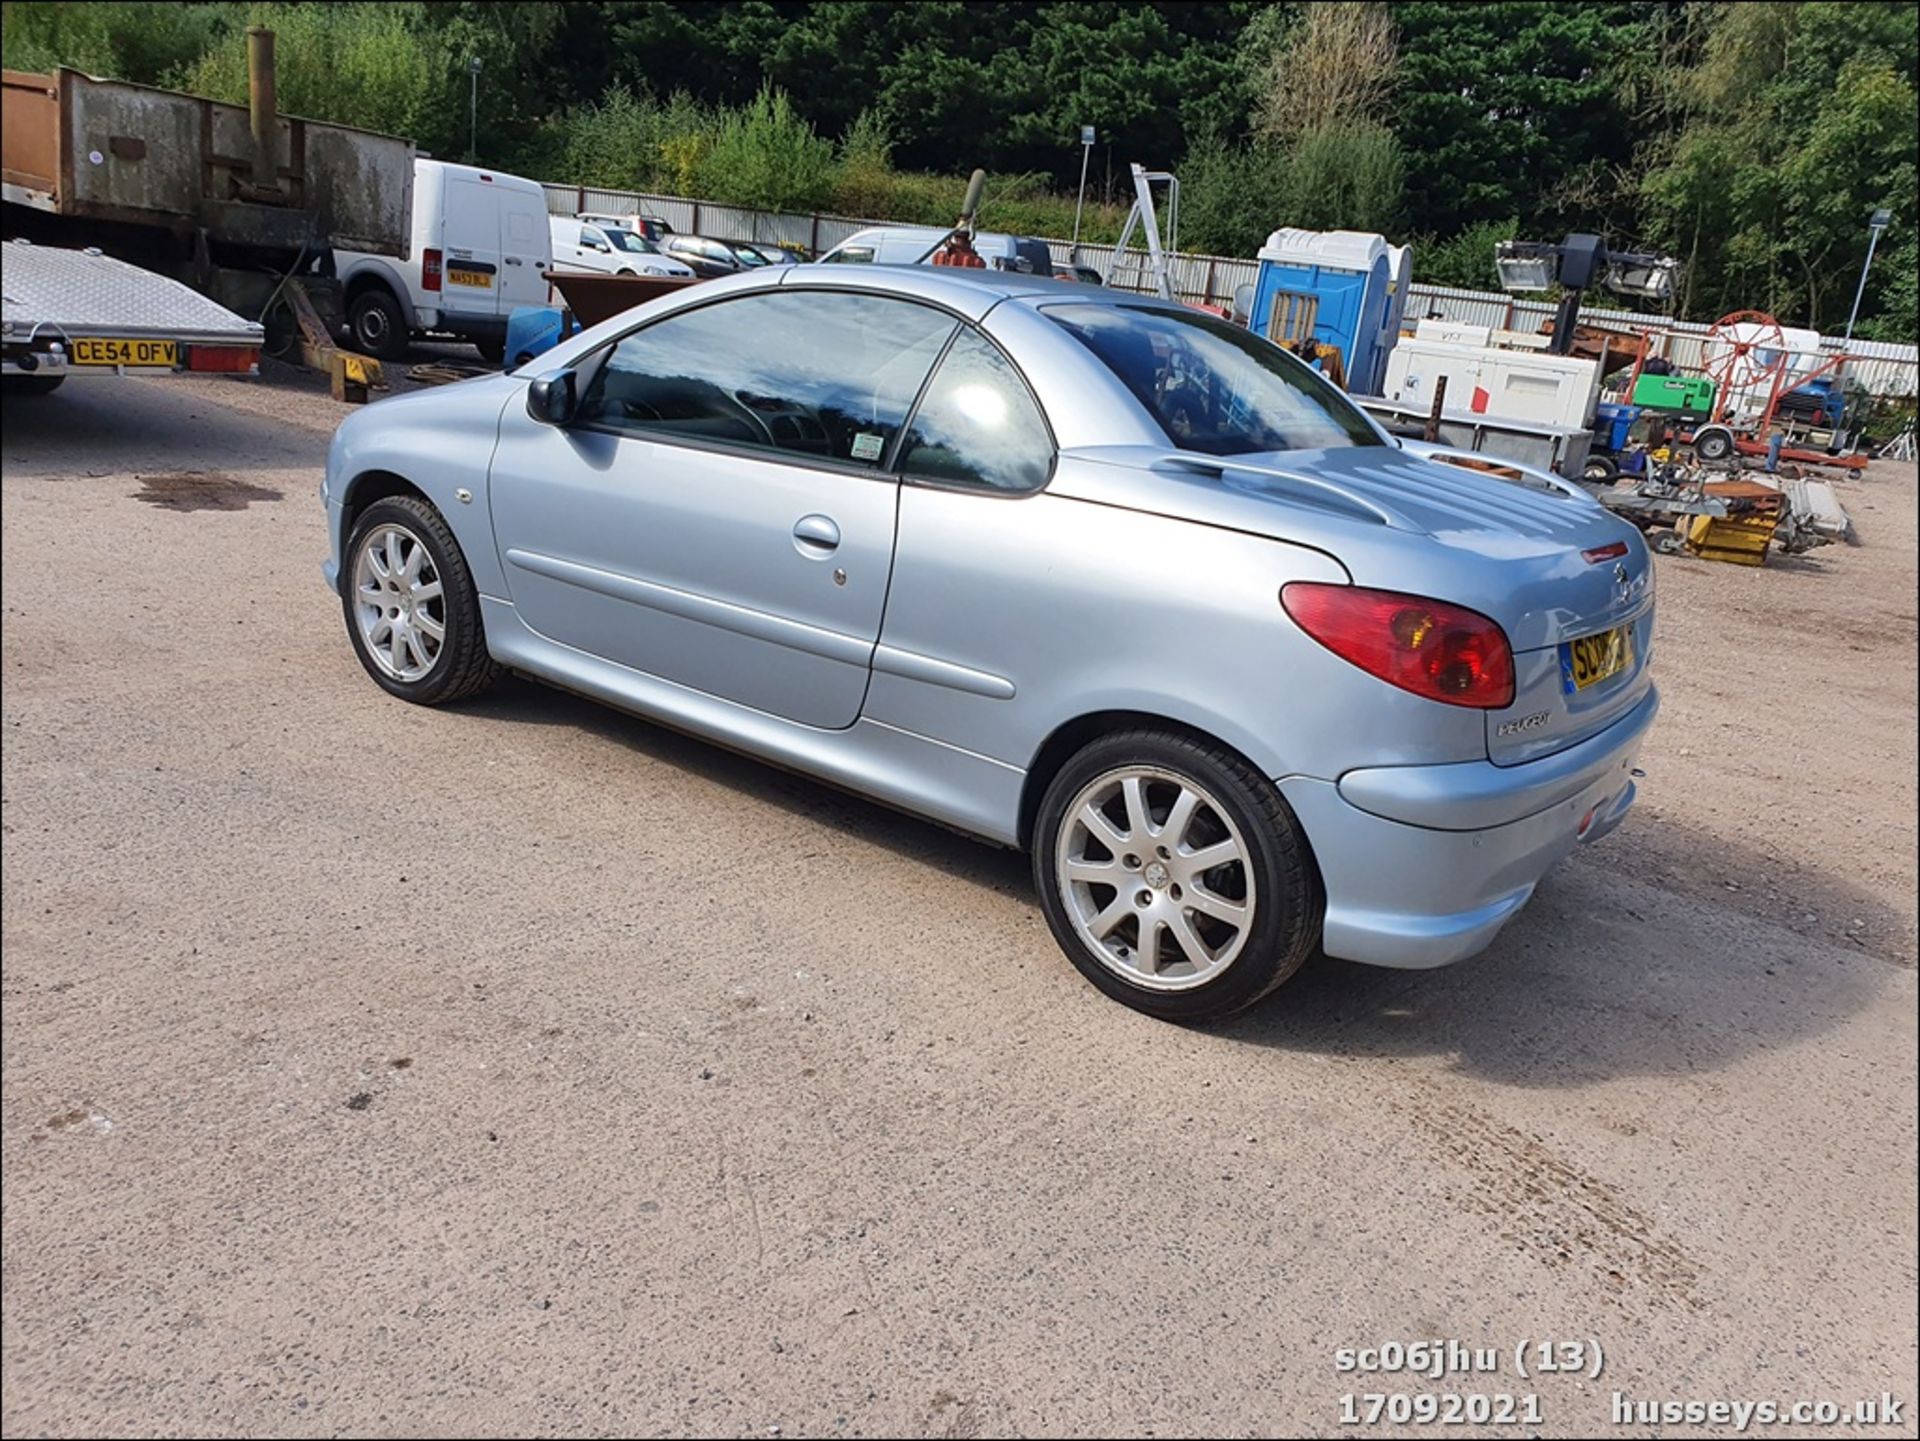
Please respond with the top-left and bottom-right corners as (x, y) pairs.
(322, 266), (1656, 1021)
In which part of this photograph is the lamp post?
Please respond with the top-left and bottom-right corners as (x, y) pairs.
(1842, 207), (1892, 346)
(1070, 125), (1095, 260)
(467, 56), (483, 163)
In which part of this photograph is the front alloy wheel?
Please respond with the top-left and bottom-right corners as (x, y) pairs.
(352, 523), (445, 683)
(341, 496), (500, 705)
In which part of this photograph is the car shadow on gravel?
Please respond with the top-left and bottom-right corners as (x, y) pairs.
(457, 676), (1034, 899)
(1215, 817), (1902, 1087)
(454, 677), (1899, 1090)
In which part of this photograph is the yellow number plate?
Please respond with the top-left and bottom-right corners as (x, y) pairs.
(71, 337), (178, 368)
(446, 268), (492, 288)
(1563, 625), (1635, 692)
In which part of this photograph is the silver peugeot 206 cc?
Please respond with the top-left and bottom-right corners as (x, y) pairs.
(323, 265), (1656, 1021)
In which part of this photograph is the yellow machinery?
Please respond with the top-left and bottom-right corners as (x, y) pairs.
(1685, 511), (1779, 565)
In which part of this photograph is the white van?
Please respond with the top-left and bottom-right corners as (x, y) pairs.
(818, 224), (1057, 277)
(549, 217), (695, 279)
(333, 158), (552, 362)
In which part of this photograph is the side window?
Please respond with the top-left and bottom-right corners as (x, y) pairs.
(581, 225), (608, 250)
(574, 291), (958, 468)
(898, 329), (1053, 494)
(826, 245), (876, 265)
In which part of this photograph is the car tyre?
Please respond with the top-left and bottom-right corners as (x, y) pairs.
(348, 288), (409, 360)
(1033, 730), (1322, 1023)
(343, 496), (501, 706)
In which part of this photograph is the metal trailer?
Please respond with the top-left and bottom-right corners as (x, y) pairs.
(1, 238), (262, 391)
(1, 32), (412, 333)
(1353, 394), (1595, 478)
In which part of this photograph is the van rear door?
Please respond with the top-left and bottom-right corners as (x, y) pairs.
(498, 185), (552, 310)
(441, 175), (504, 316)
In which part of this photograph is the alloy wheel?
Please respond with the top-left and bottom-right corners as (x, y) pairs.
(1055, 766), (1256, 991)
(352, 523), (446, 682)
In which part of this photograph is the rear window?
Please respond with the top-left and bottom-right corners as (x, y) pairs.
(1045, 303), (1383, 456)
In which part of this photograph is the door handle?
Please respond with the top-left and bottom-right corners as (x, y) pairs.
(792, 514), (841, 556)
(504, 256), (523, 266)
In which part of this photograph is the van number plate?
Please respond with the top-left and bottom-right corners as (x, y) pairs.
(447, 267), (493, 288)
(1562, 625), (1634, 692)
(71, 337), (178, 367)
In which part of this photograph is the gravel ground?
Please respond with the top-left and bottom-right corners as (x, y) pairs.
(2, 372), (1915, 1438)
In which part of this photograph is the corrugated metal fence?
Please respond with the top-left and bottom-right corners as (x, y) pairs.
(545, 181), (1918, 398)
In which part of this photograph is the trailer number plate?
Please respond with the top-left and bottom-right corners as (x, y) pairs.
(1562, 625), (1635, 692)
(70, 338), (178, 368)
(447, 268), (493, 288)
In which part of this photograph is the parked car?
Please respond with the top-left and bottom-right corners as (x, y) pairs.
(549, 217), (695, 279)
(334, 158), (551, 363)
(658, 234), (755, 278)
(577, 211), (676, 246)
(819, 224), (1057, 277)
(1066, 263), (1105, 286)
(321, 267), (1656, 1022)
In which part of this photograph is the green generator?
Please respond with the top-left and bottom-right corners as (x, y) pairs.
(1631, 373), (1716, 417)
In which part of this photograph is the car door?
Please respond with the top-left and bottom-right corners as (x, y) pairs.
(488, 287), (959, 729)
(563, 222), (616, 275)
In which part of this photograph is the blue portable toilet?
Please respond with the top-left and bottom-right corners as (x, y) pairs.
(1249, 228), (1409, 395)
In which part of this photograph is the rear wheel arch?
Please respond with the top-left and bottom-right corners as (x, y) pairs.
(342, 265), (407, 312)
(1019, 710), (1290, 852)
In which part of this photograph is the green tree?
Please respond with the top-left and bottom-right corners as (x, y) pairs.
(1639, 1), (1918, 333)
(1, 1), (239, 84)
(695, 85), (836, 212)
(179, 3), (458, 151)
(1392, 1), (1645, 239)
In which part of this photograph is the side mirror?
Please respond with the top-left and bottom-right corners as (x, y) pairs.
(526, 369), (578, 426)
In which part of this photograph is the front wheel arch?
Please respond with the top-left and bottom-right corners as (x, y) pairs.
(339, 470), (431, 563)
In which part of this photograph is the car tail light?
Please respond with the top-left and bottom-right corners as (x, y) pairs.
(186, 345), (259, 373)
(1280, 583), (1515, 709)
(423, 247), (443, 292)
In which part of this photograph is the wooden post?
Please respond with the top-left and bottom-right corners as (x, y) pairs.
(1424, 375), (1448, 442)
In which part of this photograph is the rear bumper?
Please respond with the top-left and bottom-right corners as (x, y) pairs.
(1279, 687), (1656, 969)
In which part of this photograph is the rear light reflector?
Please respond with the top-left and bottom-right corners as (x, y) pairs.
(186, 345), (259, 373)
(1582, 541), (1629, 563)
(423, 247), (443, 292)
(1280, 583), (1516, 709)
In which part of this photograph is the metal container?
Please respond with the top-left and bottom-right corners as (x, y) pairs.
(1, 66), (412, 256)
(547, 270), (700, 328)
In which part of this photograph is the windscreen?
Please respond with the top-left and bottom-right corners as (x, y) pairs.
(1046, 303), (1384, 456)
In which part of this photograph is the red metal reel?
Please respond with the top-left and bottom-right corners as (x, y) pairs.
(1703, 308), (1787, 384)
